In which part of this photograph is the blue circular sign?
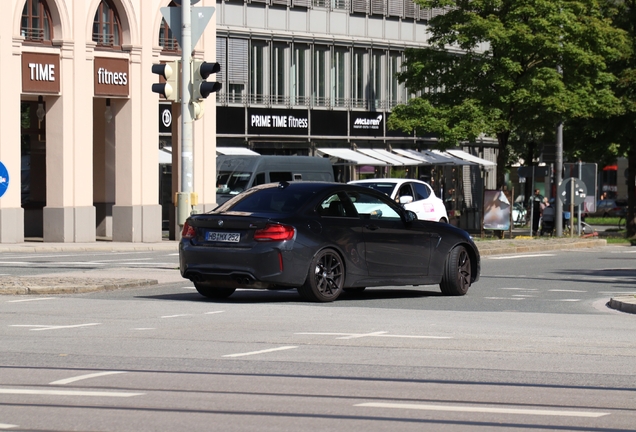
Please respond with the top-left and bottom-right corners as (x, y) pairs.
(0, 161), (8, 198)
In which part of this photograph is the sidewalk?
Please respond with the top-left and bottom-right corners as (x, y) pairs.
(0, 237), (634, 314)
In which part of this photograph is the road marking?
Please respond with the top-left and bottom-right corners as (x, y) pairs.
(7, 297), (56, 303)
(161, 314), (191, 318)
(167, 253), (179, 256)
(355, 402), (609, 418)
(182, 287), (197, 290)
(500, 288), (538, 291)
(484, 297), (525, 300)
(205, 311), (225, 315)
(134, 328), (155, 330)
(557, 299), (581, 302)
(489, 254), (556, 260)
(512, 295), (535, 297)
(92, 258), (152, 262)
(295, 332), (451, 340)
(0, 388), (142, 398)
(599, 291), (636, 295)
(0, 423), (18, 429)
(549, 289), (586, 293)
(50, 371), (127, 385)
(223, 346), (298, 358)
(10, 323), (100, 331)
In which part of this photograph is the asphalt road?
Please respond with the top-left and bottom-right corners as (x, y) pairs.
(0, 246), (635, 431)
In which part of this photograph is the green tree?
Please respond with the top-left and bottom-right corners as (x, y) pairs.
(388, 0), (627, 188)
(566, 0), (636, 238)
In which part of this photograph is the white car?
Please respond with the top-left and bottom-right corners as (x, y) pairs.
(348, 178), (449, 222)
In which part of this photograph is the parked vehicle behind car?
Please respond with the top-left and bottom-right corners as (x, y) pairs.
(216, 155), (334, 205)
(585, 198), (627, 218)
(180, 181), (480, 302)
(348, 178), (448, 223)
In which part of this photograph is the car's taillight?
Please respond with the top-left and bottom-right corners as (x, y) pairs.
(254, 224), (295, 241)
(181, 221), (196, 239)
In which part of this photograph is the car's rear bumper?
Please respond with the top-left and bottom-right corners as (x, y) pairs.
(179, 240), (308, 288)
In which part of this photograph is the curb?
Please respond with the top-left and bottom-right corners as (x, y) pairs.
(476, 238), (607, 256)
(0, 242), (178, 253)
(608, 296), (636, 315)
(0, 277), (158, 295)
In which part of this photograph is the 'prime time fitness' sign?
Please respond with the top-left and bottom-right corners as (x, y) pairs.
(248, 108), (309, 135)
(22, 52), (60, 94)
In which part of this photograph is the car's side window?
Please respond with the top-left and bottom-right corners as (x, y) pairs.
(346, 191), (401, 220)
(412, 182), (431, 201)
(317, 193), (352, 217)
(397, 184), (413, 200)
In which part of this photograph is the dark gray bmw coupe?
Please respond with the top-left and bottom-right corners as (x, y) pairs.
(179, 181), (480, 302)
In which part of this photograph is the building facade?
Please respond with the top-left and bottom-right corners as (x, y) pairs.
(0, 0), (219, 243)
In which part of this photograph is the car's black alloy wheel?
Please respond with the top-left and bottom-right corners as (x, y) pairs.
(194, 282), (236, 299)
(439, 246), (471, 296)
(298, 248), (344, 302)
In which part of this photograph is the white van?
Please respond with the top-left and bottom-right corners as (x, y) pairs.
(216, 155), (334, 204)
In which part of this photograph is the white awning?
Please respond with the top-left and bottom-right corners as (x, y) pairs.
(356, 149), (422, 166)
(447, 149), (497, 167)
(428, 150), (475, 165)
(317, 148), (388, 165)
(216, 147), (260, 155)
(392, 149), (435, 164)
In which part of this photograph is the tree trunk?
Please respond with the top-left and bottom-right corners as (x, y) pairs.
(496, 132), (510, 189)
(626, 141), (636, 239)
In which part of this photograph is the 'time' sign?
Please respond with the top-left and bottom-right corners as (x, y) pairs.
(22, 52), (60, 94)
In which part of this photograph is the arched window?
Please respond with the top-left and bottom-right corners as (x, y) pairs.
(21, 0), (53, 43)
(92, 0), (122, 48)
(159, 2), (180, 53)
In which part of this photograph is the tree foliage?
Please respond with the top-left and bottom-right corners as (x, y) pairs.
(387, 0), (628, 187)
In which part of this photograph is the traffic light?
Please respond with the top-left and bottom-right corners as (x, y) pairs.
(192, 61), (222, 101)
(151, 60), (180, 102)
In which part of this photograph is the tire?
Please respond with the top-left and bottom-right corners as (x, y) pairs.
(439, 246), (471, 296)
(194, 282), (236, 299)
(343, 287), (366, 293)
(298, 249), (344, 302)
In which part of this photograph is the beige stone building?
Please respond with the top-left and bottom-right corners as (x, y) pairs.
(0, 0), (218, 243)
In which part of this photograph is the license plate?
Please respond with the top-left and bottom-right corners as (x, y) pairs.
(205, 231), (240, 242)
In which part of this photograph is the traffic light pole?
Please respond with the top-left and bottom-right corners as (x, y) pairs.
(177, 0), (195, 228)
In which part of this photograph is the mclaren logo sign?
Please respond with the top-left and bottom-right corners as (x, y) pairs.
(353, 115), (383, 128)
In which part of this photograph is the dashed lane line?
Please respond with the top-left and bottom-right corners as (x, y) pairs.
(295, 332), (452, 340)
(355, 402), (609, 418)
(49, 371), (127, 385)
(161, 314), (191, 318)
(549, 289), (587, 293)
(0, 388), (142, 398)
(10, 323), (101, 331)
(7, 298), (56, 303)
(488, 254), (556, 260)
(0, 423), (18, 429)
(223, 346), (298, 358)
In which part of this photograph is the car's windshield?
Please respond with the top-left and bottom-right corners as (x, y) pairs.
(217, 171), (252, 195)
(354, 182), (397, 197)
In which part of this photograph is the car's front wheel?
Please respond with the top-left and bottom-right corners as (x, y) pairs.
(194, 282), (236, 299)
(439, 246), (471, 296)
(298, 249), (344, 302)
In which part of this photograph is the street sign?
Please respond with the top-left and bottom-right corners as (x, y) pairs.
(161, 6), (215, 49)
(558, 177), (587, 206)
(0, 161), (9, 198)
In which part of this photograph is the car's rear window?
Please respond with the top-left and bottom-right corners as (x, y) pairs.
(226, 188), (310, 214)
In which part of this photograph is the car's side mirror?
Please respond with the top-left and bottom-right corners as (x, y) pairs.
(404, 210), (417, 223)
(399, 195), (414, 205)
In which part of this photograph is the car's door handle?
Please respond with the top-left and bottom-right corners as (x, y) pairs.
(365, 224), (379, 231)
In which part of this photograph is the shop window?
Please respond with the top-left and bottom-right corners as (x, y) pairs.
(313, 45), (329, 107)
(352, 48), (367, 109)
(271, 43), (288, 105)
(292, 44), (309, 107)
(332, 48), (347, 107)
(159, 2), (180, 53)
(250, 41), (267, 104)
(92, 0), (122, 49)
(21, 0), (53, 43)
